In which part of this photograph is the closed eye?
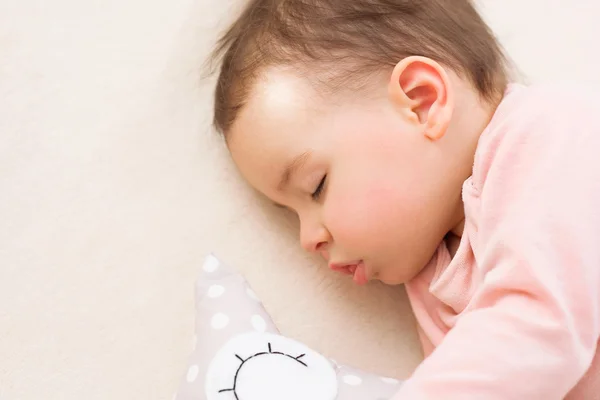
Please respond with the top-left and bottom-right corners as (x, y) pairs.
(311, 175), (327, 200)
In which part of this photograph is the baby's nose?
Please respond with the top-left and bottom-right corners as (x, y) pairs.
(299, 223), (330, 254)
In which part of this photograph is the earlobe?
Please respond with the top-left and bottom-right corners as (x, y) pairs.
(388, 56), (454, 141)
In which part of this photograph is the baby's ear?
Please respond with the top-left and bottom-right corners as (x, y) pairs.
(388, 56), (454, 141)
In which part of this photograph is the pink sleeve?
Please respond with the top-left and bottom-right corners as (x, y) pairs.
(393, 85), (600, 399)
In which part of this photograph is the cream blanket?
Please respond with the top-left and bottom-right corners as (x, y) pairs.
(1, 0), (599, 399)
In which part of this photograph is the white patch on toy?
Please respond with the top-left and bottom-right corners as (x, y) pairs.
(208, 285), (226, 298)
(205, 331), (338, 400)
(187, 365), (200, 383)
(250, 315), (267, 332)
(211, 313), (230, 330)
(203, 255), (220, 273)
(342, 374), (362, 386)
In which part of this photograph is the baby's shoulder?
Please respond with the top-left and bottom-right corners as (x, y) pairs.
(501, 82), (599, 125)
(481, 82), (600, 149)
(473, 82), (600, 189)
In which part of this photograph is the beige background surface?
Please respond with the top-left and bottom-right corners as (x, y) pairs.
(1, 1), (599, 399)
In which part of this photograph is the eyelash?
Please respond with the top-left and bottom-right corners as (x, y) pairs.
(311, 175), (327, 200)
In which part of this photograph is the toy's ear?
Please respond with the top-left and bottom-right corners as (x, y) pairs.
(174, 254), (281, 400)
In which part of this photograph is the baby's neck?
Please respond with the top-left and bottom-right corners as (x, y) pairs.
(443, 76), (503, 239)
(450, 81), (501, 170)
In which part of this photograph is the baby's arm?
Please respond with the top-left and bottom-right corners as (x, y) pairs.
(394, 86), (600, 399)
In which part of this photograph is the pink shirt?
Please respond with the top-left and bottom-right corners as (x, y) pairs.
(398, 83), (600, 399)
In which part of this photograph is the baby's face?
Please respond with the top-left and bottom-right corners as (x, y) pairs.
(228, 69), (462, 285)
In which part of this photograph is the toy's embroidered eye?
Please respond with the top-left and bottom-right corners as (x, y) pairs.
(218, 342), (308, 397)
(205, 332), (338, 400)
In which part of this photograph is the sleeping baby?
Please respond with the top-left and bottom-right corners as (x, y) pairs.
(208, 0), (600, 398)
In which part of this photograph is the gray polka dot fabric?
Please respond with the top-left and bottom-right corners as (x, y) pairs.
(174, 254), (404, 400)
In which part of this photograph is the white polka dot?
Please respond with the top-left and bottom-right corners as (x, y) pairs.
(186, 364), (199, 382)
(381, 377), (400, 384)
(207, 284), (225, 298)
(211, 313), (230, 329)
(246, 287), (259, 301)
(251, 314), (267, 332)
(203, 255), (219, 273)
(343, 375), (362, 386)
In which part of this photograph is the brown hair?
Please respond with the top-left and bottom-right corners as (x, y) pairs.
(210, 0), (509, 135)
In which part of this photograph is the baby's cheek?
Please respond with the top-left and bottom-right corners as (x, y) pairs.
(325, 182), (409, 247)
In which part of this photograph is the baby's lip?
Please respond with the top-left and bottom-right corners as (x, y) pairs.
(328, 262), (355, 275)
(329, 260), (359, 269)
(329, 261), (369, 284)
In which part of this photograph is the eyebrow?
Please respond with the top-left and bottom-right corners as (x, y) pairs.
(277, 151), (312, 191)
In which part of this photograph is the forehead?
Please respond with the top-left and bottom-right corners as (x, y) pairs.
(227, 69), (323, 190)
(233, 68), (321, 136)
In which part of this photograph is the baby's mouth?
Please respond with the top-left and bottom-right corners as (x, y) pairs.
(329, 263), (354, 276)
(329, 261), (369, 285)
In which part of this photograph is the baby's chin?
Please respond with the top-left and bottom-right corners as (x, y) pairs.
(377, 276), (409, 286)
(376, 266), (422, 286)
